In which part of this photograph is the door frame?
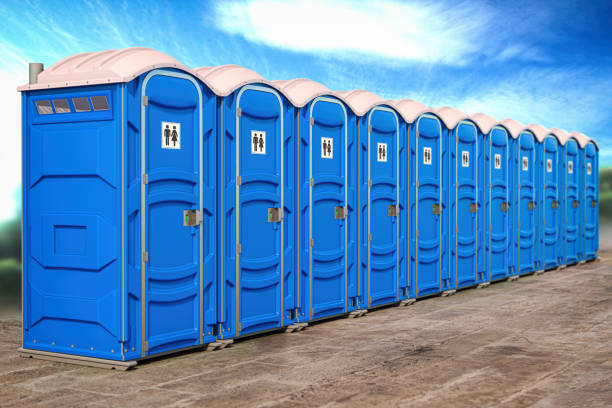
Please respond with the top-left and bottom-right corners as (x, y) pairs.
(235, 85), (284, 335)
(140, 69), (203, 357)
(488, 126), (510, 281)
(308, 96), (348, 318)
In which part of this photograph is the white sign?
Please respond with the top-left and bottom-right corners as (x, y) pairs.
(162, 122), (181, 149)
(546, 159), (552, 173)
(377, 143), (388, 162)
(423, 147), (432, 165)
(321, 137), (333, 159)
(461, 151), (469, 167)
(251, 130), (266, 155)
(522, 156), (528, 171)
(494, 154), (501, 169)
(568, 160), (573, 174)
(587, 162), (592, 175)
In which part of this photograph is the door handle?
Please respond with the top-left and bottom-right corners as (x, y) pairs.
(591, 200), (597, 208)
(572, 200), (579, 208)
(552, 201), (559, 209)
(469, 203), (477, 213)
(501, 202), (509, 212)
(268, 207), (283, 222)
(432, 204), (441, 215)
(334, 206), (347, 220)
(528, 201), (536, 211)
(388, 205), (398, 217)
(183, 210), (202, 226)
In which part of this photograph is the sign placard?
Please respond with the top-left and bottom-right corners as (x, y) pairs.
(547, 159), (552, 173)
(568, 160), (573, 174)
(522, 156), (528, 171)
(377, 143), (388, 162)
(461, 151), (469, 167)
(494, 154), (501, 169)
(423, 147), (432, 165)
(162, 122), (181, 149)
(251, 130), (266, 155)
(321, 137), (333, 159)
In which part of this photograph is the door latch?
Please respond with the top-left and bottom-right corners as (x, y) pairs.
(528, 201), (536, 211)
(591, 200), (597, 208)
(552, 201), (559, 209)
(268, 207), (283, 222)
(183, 210), (203, 226)
(469, 202), (477, 213)
(501, 202), (509, 212)
(432, 204), (441, 215)
(388, 205), (399, 217)
(334, 206), (347, 220)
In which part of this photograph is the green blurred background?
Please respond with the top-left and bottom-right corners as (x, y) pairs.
(1, 169), (610, 315)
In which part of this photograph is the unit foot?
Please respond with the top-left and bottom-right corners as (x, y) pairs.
(559, 264), (567, 270)
(477, 282), (490, 289)
(19, 348), (137, 370)
(507, 275), (519, 282)
(284, 324), (300, 333)
(578, 260), (586, 265)
(399, 298), (416, 307)
(205, 342), (222, 351)
(348, 309), (368, 318)
(217, 339), (233, 349)
(534, 270), (545, 276)
(441, 290), (456, 297)
(297, 322), (308, 331)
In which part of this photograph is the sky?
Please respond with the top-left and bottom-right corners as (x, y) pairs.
(0, 0), (611, 222)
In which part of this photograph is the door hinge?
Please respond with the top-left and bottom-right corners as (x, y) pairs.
(237, 322), (242, 332)
(309, 117), (314, 126)
(236, 243), (242, 255)
(368, 125), (372, 133)
(368, 234), (372, 242)
(310, 238), (315, 247)
(142, 174), (148, 185)
(490, 224), (492, 230)
(518, 221), (521, 227)
(456, 226), (459, 233)
(143, 251), (149, 263)
(310, 307), (314, 316)
(144, 341), (149, 352)
(237, 107), (242, 117)
(416, 180), (419, 187)
(416, 230), (419, 238)
(236, 176), (242, 186)
(310, 178), (315, 186)
(368, 179), (372, 187)
(142, 96), (148, 106)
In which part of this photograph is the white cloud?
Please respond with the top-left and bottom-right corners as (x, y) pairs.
(0, 69), (22, 222)
(214, 0), (498, 65)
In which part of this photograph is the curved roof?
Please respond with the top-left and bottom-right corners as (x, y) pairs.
(194, 64), (281, 97)
(392, 99), (431, 124)
(333, 89), (393, 117)
(525, 123), (548, 143)
(470, 112), (498, 135)
(18, 47), (189, 91)
(547, 127), (569, 146)
(272, 78), (331, 108)
(500, 118), (526, 139)
(569, 131), (592, 149)
(434, 106), (469, 130)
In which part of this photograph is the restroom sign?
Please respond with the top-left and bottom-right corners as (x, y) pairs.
(547, 159), (552, 173)
(321, 137), (333, 159)
(522, 156), (528, 171)
(423, 147), (432, 165)
(461, 151), (469, 167)
(162, 122), (181, 149)
(494, 154), (501, 169)
(251, 130), (266, 155)
(377, 143), (387, 162)
(587, 162), (592, 175)
(568, 160), (573, 174)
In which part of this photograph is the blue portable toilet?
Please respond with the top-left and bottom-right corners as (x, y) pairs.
(337, 90), (407, 310)
(564, 132), (583, 265)
(194, 65), (296, 337)
(571, 132), (599, 261)
(436, 107), (485, 290)
(537, 127), (566, 270)
(19, 48), (219, 368)
(272, 78), (358, 322)
(502, 119), (541, 276)
(393, 100), (451, 297)
(472, 113), (516, 282)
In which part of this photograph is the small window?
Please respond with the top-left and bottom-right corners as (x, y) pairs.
(72, 97), (91, 112)
(35, 100), (53, 114)
(52, 99), (71, 113)
(90, 95), (109, 111)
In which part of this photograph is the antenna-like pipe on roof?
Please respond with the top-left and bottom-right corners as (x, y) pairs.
(28, 63), (44, 84)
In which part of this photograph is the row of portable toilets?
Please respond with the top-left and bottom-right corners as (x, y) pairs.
(18, 48), (599, 369)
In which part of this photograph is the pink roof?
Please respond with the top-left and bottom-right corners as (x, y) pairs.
(193, 64), (280, 97)
(569, 131), (592, 149)
(525, 123), (549, 143)
(272, 78), (331, 108)
(392, 99), (431, 124)
(334, 89), (392, 117)
(500, 119), (526, 139)
(434, 106), (468, 130)
(18, 47), (189, 91)
(547, 127), (569, 146)
(470, 112), (498, 135)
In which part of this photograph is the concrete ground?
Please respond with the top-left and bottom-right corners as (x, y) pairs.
(1, 254), (611, 407)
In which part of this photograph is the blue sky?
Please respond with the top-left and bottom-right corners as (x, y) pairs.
(0, 0), (611, 222)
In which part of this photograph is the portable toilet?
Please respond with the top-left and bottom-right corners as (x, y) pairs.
(538, 127), (566, 270)
(570, 132), (598, 262)
(393, 99), (451, 297)
(564, 132), (583, 265)
(18, 48), (218, 368)
(336, 90), (407, 310)
(194, 65), (296, 337)
(436, 107), (484, 290)
(502, 119), (541, 276)
(272, 78), (358, 322)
